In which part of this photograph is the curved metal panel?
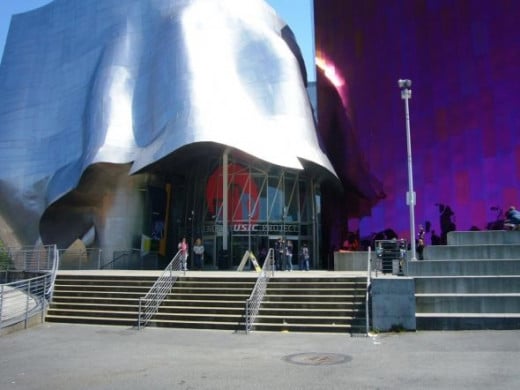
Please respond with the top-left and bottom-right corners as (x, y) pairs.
(0, 0), (335, 246)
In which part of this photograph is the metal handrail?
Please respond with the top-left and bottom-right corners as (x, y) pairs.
(245, 248), (275, 334)
(137, 250), (184, 330)
(1, 245), (59, 331)
(100, 250), (133, 269)
(365, 247), (372, 335)
(57, 248), (144, 270)
(1, 274), (50, 329)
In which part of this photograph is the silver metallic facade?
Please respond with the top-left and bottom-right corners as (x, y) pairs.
(0, 0), (337, 263)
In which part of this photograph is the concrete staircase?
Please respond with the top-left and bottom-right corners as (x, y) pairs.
(148, 276), (256, 330)
(46, 273), (367, 333)
(407, 230), (520, 330)
(46, 274), (157, 326)
(255, 276), (367, 334)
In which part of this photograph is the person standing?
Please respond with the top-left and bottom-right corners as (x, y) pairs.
(178, 237), (188, 271)
(505, 206), (520, 229)
(417, 225), (426, 260)
(192, 238), (205, 270)
(300, 243), (310, 271)
(285, 240), (293, 271)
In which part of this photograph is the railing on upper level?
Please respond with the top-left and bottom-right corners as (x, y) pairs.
(137, 250), (185, 330)
(365, 247), (372, 335)
(1, 245), (59, 332)
(245, 248), (275, 334)
(58, 248), (156, 270)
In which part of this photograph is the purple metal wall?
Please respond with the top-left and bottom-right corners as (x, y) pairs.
(315, 0), (520, 244)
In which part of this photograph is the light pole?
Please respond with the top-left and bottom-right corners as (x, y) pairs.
(398, 79), (417, 261)
(190, 210), (195, 246)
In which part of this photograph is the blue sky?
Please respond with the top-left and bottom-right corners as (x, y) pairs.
(0, 0), (315, 81)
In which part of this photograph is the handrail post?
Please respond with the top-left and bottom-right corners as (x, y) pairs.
(0, 284), (4, 327)
(42, 276), (47, 323)
(366, 247), (372, 336)
(245, 299), (250, 334)
(25, 279), (31, 329)
(138, 298), (142, 330)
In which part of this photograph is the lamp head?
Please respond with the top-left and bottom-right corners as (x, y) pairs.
(398, 79), (412, 89)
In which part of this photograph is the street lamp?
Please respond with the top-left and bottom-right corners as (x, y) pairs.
(190, 210), (195, 246)
(398, 79), (417, 261)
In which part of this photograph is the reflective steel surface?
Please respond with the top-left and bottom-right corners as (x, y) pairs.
(0, 0), (335, 248)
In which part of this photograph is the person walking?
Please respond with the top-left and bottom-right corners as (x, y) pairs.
(178, 237), (188, 271)
(285, 240), (293, 271)
(300, 242), (310, 271)
(192, 238), (205, 270)
(417, 225), (426, 260)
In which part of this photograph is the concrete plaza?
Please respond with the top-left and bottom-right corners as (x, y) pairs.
(0, 323), (518, 389)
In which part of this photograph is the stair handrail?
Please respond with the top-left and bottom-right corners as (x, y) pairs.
(365, 246), (372, 335)
(245, 248), (275, 334)
(137, 249), (184, 330)
(1, 244), (59, 330)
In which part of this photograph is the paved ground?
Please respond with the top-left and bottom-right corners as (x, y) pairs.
(0, 323), (518, 390)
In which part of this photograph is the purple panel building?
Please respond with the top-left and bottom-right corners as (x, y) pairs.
(315, 0), (520, 246)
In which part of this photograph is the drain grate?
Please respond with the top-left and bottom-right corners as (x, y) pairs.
(282, 352), (352, 366)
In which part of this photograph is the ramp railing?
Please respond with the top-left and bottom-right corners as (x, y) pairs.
(245, 248), (275, 334)
(1, 245), (59, 331)
(137, 250), (184, 330)
(365, 247), (372, 335)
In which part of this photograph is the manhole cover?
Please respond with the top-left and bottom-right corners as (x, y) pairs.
(282, 353), (352, 366)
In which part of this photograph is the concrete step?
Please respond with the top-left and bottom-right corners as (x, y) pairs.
(150, 312), (244, 323)
(424, 245), (520, 261)
(254, 314), (361, 326)
(260, 301), (364, 310)
(414, 276), (520, 293)
(257, 307), (364, 317)
(407, 259), (520, 276)
(252, 322), (359, 333)
(447, 230), (520, 245)
(416, 313), (520, 330)
(46, 308), (138, 319)
(416, 293), (520, 313)
(170, 286), (254, 294)
(159, 299), (246, 308)
(45, 314), (136, 326)
(263, 294), (363, 303)
(47, 274), (368, 333)
(147, 319), (242, 331)
(168, 293), (251, 301)
(265, 287), (365, 295)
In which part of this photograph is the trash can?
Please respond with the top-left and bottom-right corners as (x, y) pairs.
(375, 240), (402, 274)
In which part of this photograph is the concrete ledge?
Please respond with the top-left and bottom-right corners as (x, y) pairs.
(425, 244), (520, 260)
(416, 313), (520, 330)
(407, 259), (520, 276)
(448, 230), (520, 245)
(416, 294), (520, 313)
(371, 277), (416, 331)
(334, 251), (369, 271)
(414, 276), (520, 293)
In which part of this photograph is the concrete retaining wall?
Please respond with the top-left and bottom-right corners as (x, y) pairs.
(334, 251), (369, 271)
(371, 277), (416, 331)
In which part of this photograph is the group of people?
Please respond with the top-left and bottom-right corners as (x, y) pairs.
(177, 237), (205, 271)
(274, 238), (310, 271)
(178, 237), (311, 272)
(505, 206), (520, 230)
(414, 205), (520, 261)
(175, 206), (520, 271)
